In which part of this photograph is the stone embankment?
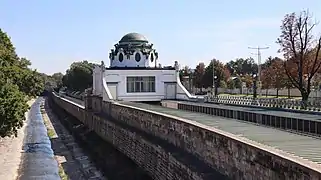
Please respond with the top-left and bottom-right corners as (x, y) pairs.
(48, 96), (152, 180)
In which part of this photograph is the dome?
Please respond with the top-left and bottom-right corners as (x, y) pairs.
(119, 33), (148, 43)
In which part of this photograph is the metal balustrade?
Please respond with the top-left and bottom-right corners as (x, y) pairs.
(205, 95), (321, 112)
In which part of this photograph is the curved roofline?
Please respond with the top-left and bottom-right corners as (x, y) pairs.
(119, 32), (148, 43)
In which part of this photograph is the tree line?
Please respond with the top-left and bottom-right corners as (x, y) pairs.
(0, 29), (47, 137)
(180, 10), (321, 106)
(0, 28), (71, 137)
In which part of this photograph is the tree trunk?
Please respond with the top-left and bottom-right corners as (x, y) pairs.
(301, 92), (309, 109)
(276, 88), (279, 98)
(265, 89), (268, 97)
(287, 88), (290, 99)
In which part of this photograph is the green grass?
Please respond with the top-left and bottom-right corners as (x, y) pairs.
(47, 129), (55, 138)
(40, 105), (68, 179)
(58, 164), (68, 180)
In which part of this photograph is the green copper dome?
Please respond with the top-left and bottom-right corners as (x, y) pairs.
(119, 33), (148, 43)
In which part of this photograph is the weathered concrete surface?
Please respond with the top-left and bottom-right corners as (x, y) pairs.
(42, 98), (105, 180)
(0, 99), (35, 180)
(49, 95), (152, 180)
(52, 93), (321, 180)
(17, 97), (60, 180)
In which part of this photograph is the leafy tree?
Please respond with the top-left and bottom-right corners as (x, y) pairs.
(193, 62), (205, 90)
(270, 58), (287, 97)
(226, 58), (258, 76)
(277, 10), (321, 107)
(62, 60), (94, 91)
(234, 78), (242, 89)
(51, 72), (64, 88)
(0, 81), (28, 137)
(242, 74), (253, 95)
(219, 80), (227, 89)
(227, 79), (235, 89)
(0, 28), (44, 137)
(203, 59), (230, 88)
(179, 66), (191, 81)
(261, 67), (273, 96)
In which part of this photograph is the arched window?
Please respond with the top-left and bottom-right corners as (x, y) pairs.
(119, 53), (124, 62)
(150, 53), (154, 62)
(135, 53), (141, 62)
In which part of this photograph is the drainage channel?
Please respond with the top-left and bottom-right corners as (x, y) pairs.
(47, 97), (152, 180)
(17, 97), (60, 180)
(43, 97), (105, 180)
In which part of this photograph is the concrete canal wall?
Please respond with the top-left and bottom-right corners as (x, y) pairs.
(51, 93), (321, 180)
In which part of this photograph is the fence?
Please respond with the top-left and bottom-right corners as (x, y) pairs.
(205, 95), (321, 112)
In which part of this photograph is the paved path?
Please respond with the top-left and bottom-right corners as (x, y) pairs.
(181, 101), (321, 121)
(121, 101), (321, 167)
(0, 99), (35, 180)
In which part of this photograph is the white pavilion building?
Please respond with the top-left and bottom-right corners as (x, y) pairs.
(92, 32), (196, 102)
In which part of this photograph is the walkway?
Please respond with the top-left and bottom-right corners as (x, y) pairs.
(179, 101), (321, 121)
(61, 95), (321, 167)
(0, 99), (35, 180)
(120, 101), (321, 166)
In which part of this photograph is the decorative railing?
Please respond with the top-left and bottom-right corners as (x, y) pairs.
(205, 95), (321, 112)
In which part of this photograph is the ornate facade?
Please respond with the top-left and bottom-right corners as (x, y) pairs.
(109, 33), (159, 68)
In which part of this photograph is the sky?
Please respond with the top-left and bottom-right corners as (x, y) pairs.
(1, 0), (321, 75)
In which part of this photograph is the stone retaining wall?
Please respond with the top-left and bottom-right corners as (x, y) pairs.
(51, 94), (224, 180)
(52, 93), (321, 180)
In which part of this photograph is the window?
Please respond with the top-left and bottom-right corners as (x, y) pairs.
(135, 53), (141, 62)
(119, 53), (124, 62)
(150, 53), (154, 62)
(127, 76), (156, 93)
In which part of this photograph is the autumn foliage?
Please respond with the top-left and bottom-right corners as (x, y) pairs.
(277, 10), (321, 105)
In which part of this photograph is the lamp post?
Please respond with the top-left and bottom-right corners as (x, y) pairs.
(214, 75), (218, 97)
(253, 74), (257, 99)
(189, 69), (195, 93)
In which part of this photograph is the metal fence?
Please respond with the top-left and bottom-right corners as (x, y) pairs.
(205, 95), (321, 112)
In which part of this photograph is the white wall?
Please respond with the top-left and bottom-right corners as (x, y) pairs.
(104, 69), (177, 101)
(111, 51), (149, 68)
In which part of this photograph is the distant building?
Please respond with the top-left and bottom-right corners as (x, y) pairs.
(92, 33), (195, 102)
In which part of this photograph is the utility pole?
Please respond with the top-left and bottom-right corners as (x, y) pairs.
(248, 46), (269, 97)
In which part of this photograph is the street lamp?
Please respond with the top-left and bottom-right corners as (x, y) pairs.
(214, 75), (218, 97)
(189, 69), (195, 93)
(252, 74), (257, 99)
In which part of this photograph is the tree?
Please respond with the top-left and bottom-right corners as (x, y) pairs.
(0, 81), (28, 137)
(193, 62), (205, 90)
(51, 72), (64, 89)
(203, 59), (230, 88)
(227, 79), (235, 89)
(261, 68), (273, 96)
(277, 10), (321, 107)
(62, 61), (94, 91)
(179, 66), (191, 81)
(234, 78), (242, 89)
(270, 58), (287, 97)
(242, 74), (253, 95)
(226, 58), (258, 76)
(0, 28), (44, 137)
